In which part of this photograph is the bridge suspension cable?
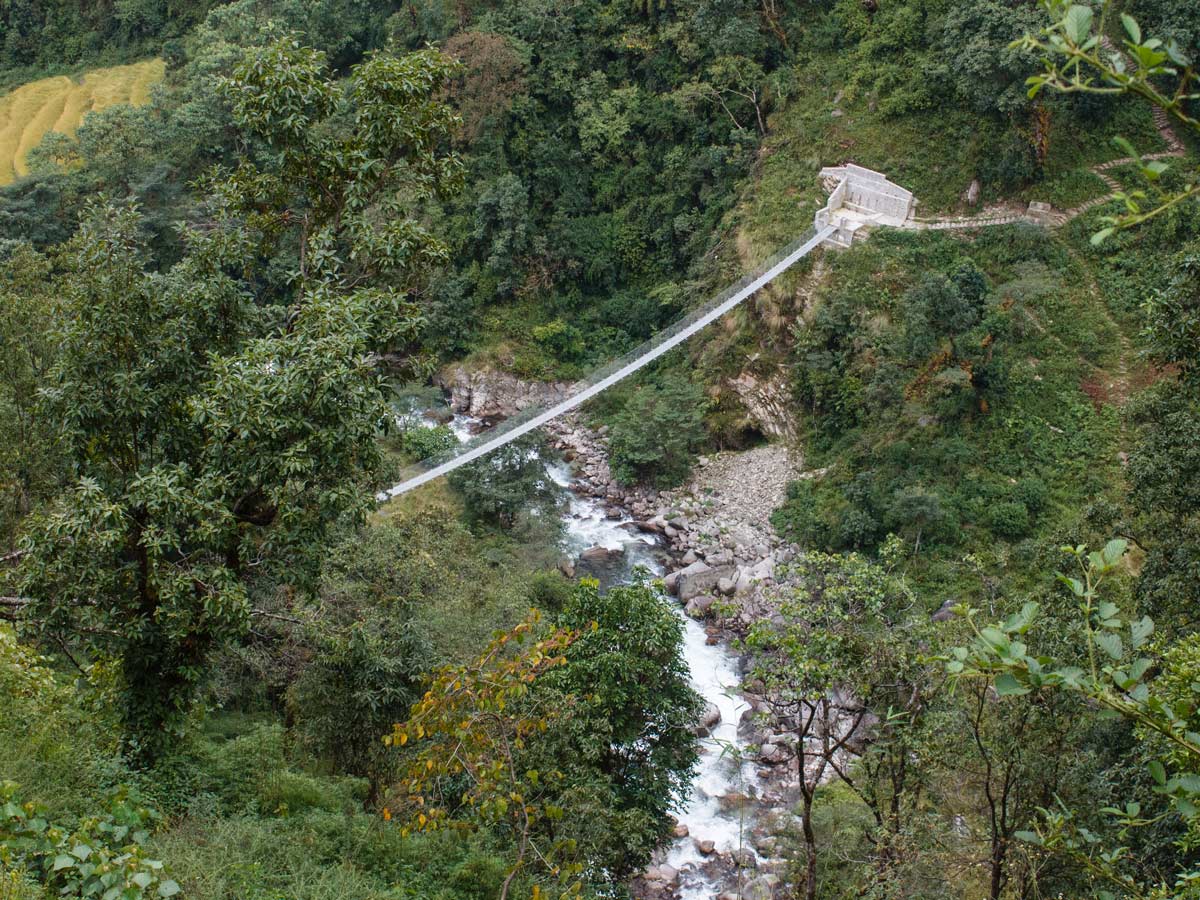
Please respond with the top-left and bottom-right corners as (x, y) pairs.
(378, 223), (837, 501)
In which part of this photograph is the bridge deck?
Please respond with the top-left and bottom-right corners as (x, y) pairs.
(379, 224), (836, 500)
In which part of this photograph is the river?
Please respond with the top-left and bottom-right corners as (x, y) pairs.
(403, 396), (765, 898)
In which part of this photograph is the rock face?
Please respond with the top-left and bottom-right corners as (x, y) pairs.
(439, 365), (573, 419)
(727, 370), (799, 440)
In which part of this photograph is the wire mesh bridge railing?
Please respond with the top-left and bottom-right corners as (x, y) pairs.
(378, 223), (836, 501)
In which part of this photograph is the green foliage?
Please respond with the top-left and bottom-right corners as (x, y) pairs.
(448, 434), (559, 529)
(1019, 0), (1200, 239)
(396, 424), (457, 463)
(0, 0), (217, 78)
(0, 782), (178, 900)
(949, 540), (1200, 899)
(288, 616), (429, 796)
(15, 35), (461, 760)
(773, 229), (1118, 565)
(387, 613), (584, 898)
(742, 549), (941, 897)
(989, 500), (1032, 538)
(532, 579), (703, 882)
(608, 375), (709, 488)
(0, 242), (61, 548)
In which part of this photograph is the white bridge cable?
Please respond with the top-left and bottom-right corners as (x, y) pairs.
(379, 224), (836, 500)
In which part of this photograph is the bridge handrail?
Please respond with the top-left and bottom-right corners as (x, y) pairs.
(379, 223), (835, 500)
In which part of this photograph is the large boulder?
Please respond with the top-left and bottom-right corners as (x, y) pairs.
(685, 594), (718, 617)
(677, 561), (736, 601)
(676, 561), (717, 601)
(643, 864), (679, 886)
(580, 545), (623, 562)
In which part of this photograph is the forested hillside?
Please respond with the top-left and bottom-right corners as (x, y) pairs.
(2, 1), (1200, 899)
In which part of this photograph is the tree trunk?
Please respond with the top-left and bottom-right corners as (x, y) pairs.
(800, 785), (818, 900)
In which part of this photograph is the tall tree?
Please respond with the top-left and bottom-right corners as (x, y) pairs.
(15, 38), (461, 761)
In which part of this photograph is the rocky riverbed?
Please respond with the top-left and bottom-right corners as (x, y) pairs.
(543, 420), (823, 900)
(436, 379), (829, 900)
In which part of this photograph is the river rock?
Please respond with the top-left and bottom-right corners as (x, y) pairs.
(580, 545), (623, 562)
(676, 561), (716, 601)
(717, 576), (736, 596)
(664, 570), (682, 594)
(694, 702), (721, 736)
(742, 875), (777, 900)
(673, 821), (689, 839)
(695, 838), (717, 856)
(685, 594), (717, 617)
(557, 557), (576, 578)
(681, 549), (698, 565)
(644, 864), (679, 885)
(731, 848), (757, 869)
(758, 743), (789, 765)
(707, 549), (733, 567)
(750, 557), (775, 582)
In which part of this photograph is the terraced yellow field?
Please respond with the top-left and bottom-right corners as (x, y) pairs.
(0, 58), (165, 185)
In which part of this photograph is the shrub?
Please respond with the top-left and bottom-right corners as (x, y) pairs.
(989, 500), (1030, 538)
(398, 424), (456, 462)
(531, 319), (586, 364)
(0, 783), (178, 900)
(288, 615), (429, 797)
(1014, 476), (1049, 514)
(524, 570), (573, 614)
(608, 376), (709, 488)
(257, 771), (366, 817)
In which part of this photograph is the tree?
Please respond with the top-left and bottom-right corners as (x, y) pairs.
(386, 614), (582, 900)
(448, 433), (559, 529)
(14, 39), (462, 761)
(289, 613), (430, 800)
(0, 243), (61, 549)
(530, 579), (703, 882)
(742, 545), (940, 899)
(608, 375), (709, 488)
(444, 31), (526, 143)
(948, 539), (1200, 899)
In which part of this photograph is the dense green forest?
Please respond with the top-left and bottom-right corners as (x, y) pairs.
(2, 0), (1200, 898)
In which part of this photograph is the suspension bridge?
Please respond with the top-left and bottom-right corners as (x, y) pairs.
(376, 165), (1010, 500)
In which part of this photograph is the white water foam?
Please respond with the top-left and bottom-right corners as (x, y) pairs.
(547, 458), (758, 899)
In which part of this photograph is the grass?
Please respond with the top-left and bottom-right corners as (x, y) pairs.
(0, 58), (164, 185)
(1023, 169), (1111, 208)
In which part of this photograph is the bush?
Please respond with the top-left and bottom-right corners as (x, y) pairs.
(531, 319), (586, 364)
(398, 424), (456, 462)
(989, 500), (1031, 538)
(258, 771), (366, 817)
(524, 570), (573, 614)
(288, 615), (429, 797)
(1014, 476), (1049, 514)
(608, 376), (709, 488)
(0, 783), (178, 900)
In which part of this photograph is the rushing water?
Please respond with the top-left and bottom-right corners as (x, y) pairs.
(416, 400), (760, 898)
